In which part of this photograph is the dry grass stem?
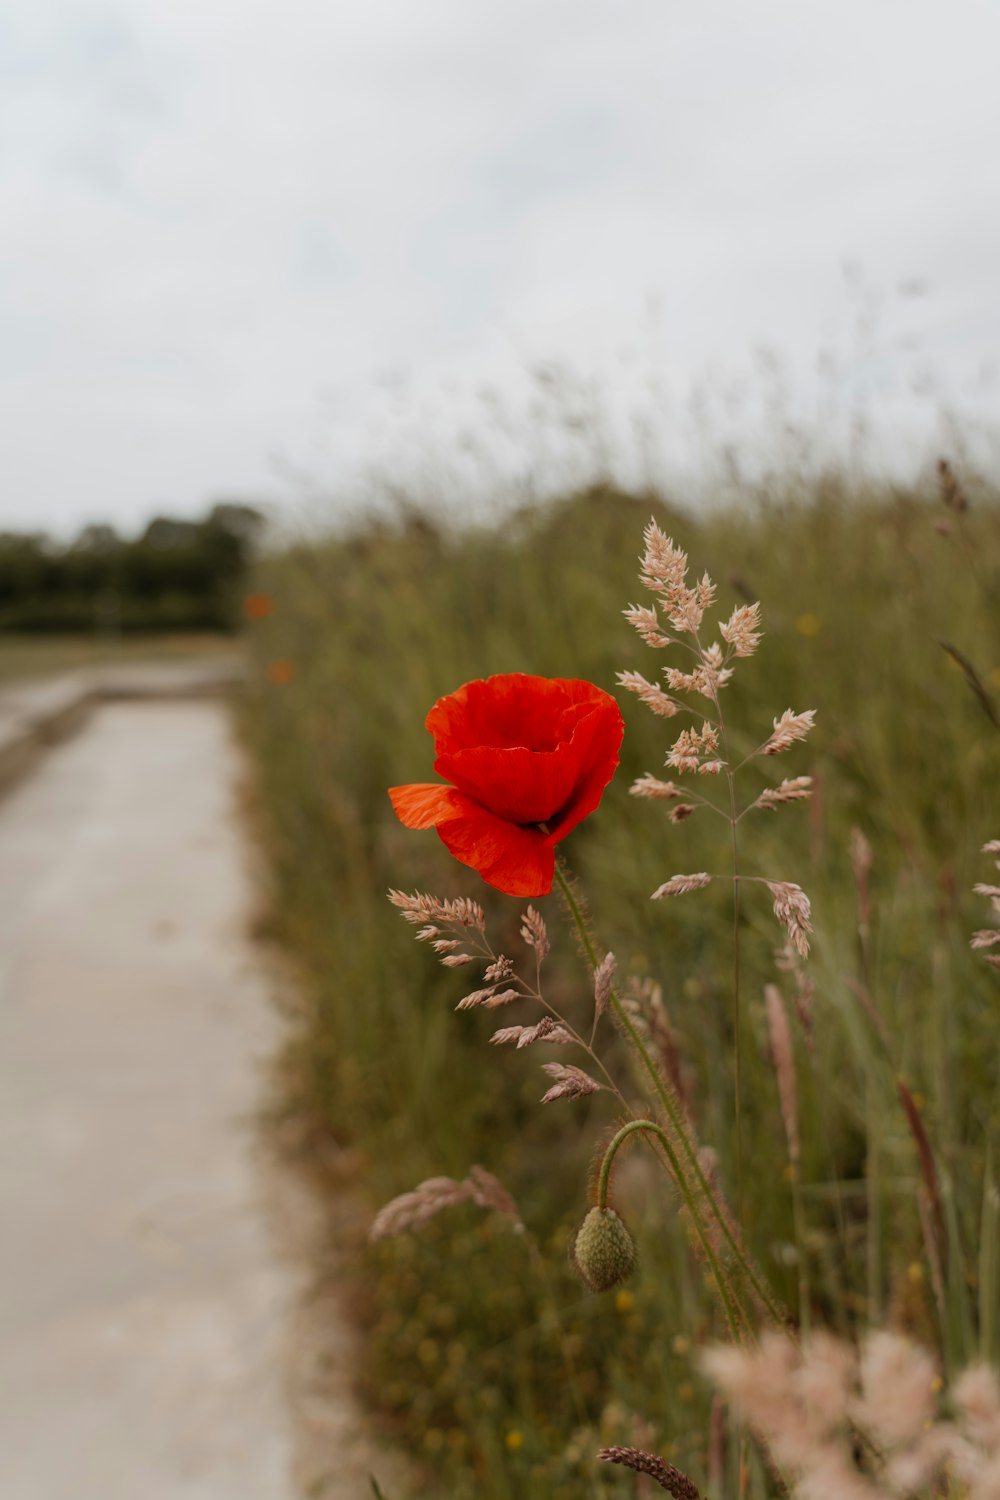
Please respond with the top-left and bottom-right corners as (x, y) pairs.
(630, 774), (684, 800)
(454, 986), (503, 1010)
(938, 456), (970, 512)
(755, 776), (814, 811)
(617, 669), (682, 717)
(775, 942), (816, 1050)
(652, 872), (713, 899)
(622, 978), (695, 1121)
(972, 847), (1000, 966)
(480, 988), (524, 1009)
(592, 951), (616, 1027)
(633, 519), (716, 637)
(765, 983), (800, 1162)
(667, 724), (723, 775)
(849, 827), (874, 932)
(664, 660), (732, 698)
(940, 641), (1000, 731)
(370, 1165), (522, 1241)
(520, 905), (550, 959)
(763, 709), (817, 756)
(720, 600), (763, 657)
(597, 1445), (704, 1498)
(896, 1077), (945, 1257)
(624, 602), (673, 648)
(369, 1177), (475, 1240)
(454, 983), (521, 1010)
(464, 1165), (521, 1221)
(490, 1018), (573, 1048)
(540, 1062), (604, 1104)
(766, 881), (813, 958)
(388, 889), (486, 932)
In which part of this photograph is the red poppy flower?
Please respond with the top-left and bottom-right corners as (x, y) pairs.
(389, 673), (624, 897)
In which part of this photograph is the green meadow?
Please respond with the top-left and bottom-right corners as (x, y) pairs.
(241, 474), (1000, 1498)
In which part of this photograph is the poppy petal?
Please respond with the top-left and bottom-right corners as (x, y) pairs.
(434, 739), (582, 826)
(389, 784), (554, 895)
(388, 783), (466, 829)
(435, 802), (555, 897)
(435, 696), (624, 837)
(546, 697), (625, 844)
(427, 673), (596, 755)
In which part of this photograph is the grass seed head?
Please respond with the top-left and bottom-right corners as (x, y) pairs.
(767, 881), (813, 957)
(719, 600), (763, 658)
(764, 709), (817, 755)
(630, 774), (683, 800)
(598, 1445), (703, 1498)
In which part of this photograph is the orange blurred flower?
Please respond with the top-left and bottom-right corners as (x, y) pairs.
(265, 659), (296, 686)
(244, 591), (273, 620)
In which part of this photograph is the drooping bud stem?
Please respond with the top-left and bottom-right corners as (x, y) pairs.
(554, 858), (786, 1334)
(597, 1119), (672, 1210)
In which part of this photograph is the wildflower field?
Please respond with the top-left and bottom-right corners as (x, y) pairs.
(242, 473), (1000, 1499)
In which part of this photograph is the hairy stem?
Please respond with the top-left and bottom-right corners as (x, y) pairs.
(712, 677), (744, 1228)
(554, 860), (785, 1329)
(727, 771), (744, 1224)
(595, 1119), (744, 1340)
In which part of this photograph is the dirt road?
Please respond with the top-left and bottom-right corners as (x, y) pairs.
(0, 699), (298, 1499)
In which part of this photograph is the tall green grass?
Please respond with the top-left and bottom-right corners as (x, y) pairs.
(241, 476), (1000, 1497)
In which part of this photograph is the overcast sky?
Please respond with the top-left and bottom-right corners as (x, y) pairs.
(3, 0), (999, 536)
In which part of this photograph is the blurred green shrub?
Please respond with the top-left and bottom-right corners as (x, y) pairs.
(0, 501), (262, 632)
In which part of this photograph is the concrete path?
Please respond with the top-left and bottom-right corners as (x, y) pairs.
(0, 658), (244, 795)
(0, 699), (298, 1500)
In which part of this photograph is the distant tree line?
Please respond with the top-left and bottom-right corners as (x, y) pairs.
(0, 503), (263, 633)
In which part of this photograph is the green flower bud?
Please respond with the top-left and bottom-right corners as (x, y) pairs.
(573, 1207), (637, 1292)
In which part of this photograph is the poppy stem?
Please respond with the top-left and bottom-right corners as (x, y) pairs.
(596, 1119), (677, 1210)
(599, 1121), (744, 1341)
(726, 762), (745, 1228)
(553, 860), (784, 1332)
(594, 1121), (746, 1339)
